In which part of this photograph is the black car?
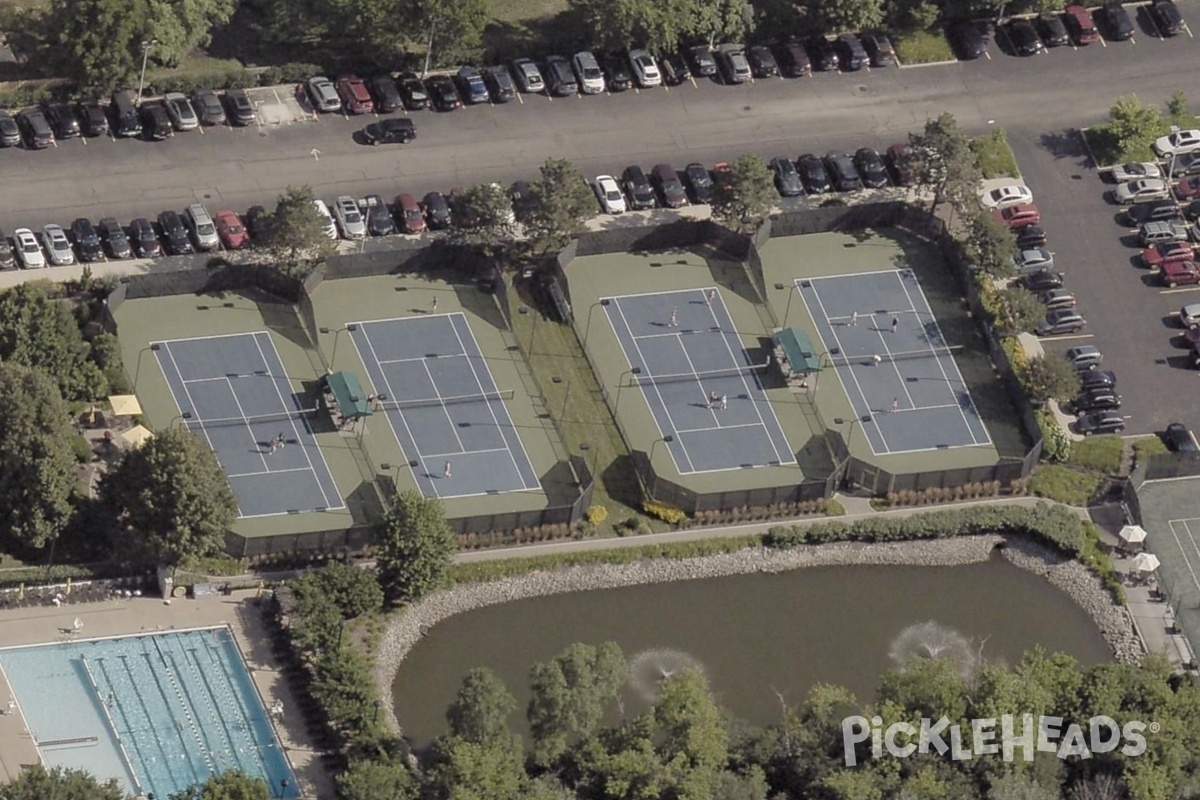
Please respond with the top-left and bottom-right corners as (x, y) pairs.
(362, 118), (416, 145)
(1036, 13), (1070, 46)
(854, 148), (889, 189)
(683, 163), (714, 203)
(219, 88), (253, 126)
(747, 45), (779, 78)
(622, 165), (657, 210)
(44, 102), (80, 139)
(806, 36), (840, 71)
(652, 163), (687, 208)
(544, 55), (577, 96)
(18, 108), (53, 149)
(398, 73), (430, 110)
(425, 75), (462, 111)
(950, 21), (988, 59)
(687, 45), (718, 77)
(1021, 269), (1064, 291)
(1126, 200), (1180, 225)
(130, 218), (161, 258)
(1077, 410), (1125, 435)
(98, 218), (131, 259)
(1151, 0), (1184, 35)
(362, 195), (395, 236)
(245, 205), (270, 239)
(1165, 422), (1198, 451)
(158, 211), (193, 255)
(1080, 369), (1117, 391)
(1071, 387), (1122, 413)
(778, 38), (812, 77)
(660, 52), (691, 85)
(76, 101), (109, 136)
(1099, 3), (1135, 39)
(140, 103), (173, 140)
(483, 66), (516, 103)
(0, 111), (18, 146)
(423, 192), (451, 229)
(798, 153), (831, 193)
(1005, 19), (1045, 55)
(0, 230), (13, 269)
(835, 34), (868, 70)
(455, 66), (490, 104)
(771, 157), (803, 197)
(366, 75), (404, 113)
(601, 52), (633, 91)
(887, 144), (916, 186)
(71, 218), (103, 262)
(111, 90), (141, 137)
(825, 152), (862, 191)
(191, 88), (226, 125)
(862, 34), (897, 66)
(1015, 225), (1048, 249)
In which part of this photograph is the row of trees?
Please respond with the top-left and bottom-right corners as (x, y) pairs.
(0, 765), (271, 800)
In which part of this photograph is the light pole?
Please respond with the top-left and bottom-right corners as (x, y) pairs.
(614, 366), (641, 410)
(583, 299), (611, 349)
(579, 442), (599, 480)
(551, 375), (571, 420)
(136, 39), (158, 106)
(649, 434), (674, 466)
(773, 282), (799, 328)
(170, 412), (193, 429)
(319, 324), (358, 370)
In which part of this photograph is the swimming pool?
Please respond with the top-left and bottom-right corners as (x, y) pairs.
(0, 627), (299, 799)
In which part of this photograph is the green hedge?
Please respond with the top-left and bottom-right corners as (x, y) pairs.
(1068, 435), (1124, 474)
(0, 563), (133, 589)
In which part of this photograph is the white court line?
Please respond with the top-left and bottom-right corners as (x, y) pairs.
(419, 447), (512, 460)
(227, 467), (314, 479)
(600, 288), (702, 303)
(609, 299), (697, 474)
(894, 403), (961, 412)
(377, 353), (469, 365)
(421, 359), (467, 453)
(447, 314), (540, 491)
(1168, 519), (1200, 597)
(252, 333), (342, 511)
(702, 289), (793, 465)
(224, 376), (270, 472)
(353, 312), (459, 326)
(632, 330), (713, 340)
(673, 332), (721, 427)
(803, 268), (916, 283)
(181, 375), (242, 385)
(151, 331), (272, 346)
(896, 274), (991, 447)
(674, 422), (765, 434)
(871, 318), (917, 408)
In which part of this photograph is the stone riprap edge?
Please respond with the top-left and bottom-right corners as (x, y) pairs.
(372, 535), (1141, 734)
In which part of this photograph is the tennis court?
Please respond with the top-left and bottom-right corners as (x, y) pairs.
(349, 314), (541, 499)
(153, 332), (344, 518)
(797, 269), (992, 456)
(602, 287), (796, 474)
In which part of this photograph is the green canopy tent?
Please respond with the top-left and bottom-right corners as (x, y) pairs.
(775, 327), (823, 376)
(323, 371), (373, 421)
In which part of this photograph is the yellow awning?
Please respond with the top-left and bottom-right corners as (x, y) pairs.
(109, 395), (143, 416)
(120, 425), (154, 449)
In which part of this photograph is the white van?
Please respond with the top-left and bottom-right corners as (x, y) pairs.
(187, 203), (220, 251)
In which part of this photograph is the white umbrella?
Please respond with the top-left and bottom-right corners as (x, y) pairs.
(1119, 525), (1148, 545)
(1132, 552), (1161, 573)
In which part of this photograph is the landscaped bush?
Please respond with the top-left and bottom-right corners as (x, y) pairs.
(585, 504), (608, 525)
(70, 435), (95, 464)
(1028, 464), (1104, 507)
(642, 500), (686, 525)
(893, 29), (955, 64)
(1068, 435), (1124, 475)
(970, 129), (1021, 180)
(259, 63), (326, 87)
(825, 498), (846, 516)
(1036, 407), (1072, 463)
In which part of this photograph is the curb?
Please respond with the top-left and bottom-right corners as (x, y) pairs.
(898, 58), (961, 69)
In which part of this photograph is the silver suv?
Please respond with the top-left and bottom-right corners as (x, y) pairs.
(1139, 220), (1191, 246)
(187, 204), (220, 250)
(572, 51), (605, 94)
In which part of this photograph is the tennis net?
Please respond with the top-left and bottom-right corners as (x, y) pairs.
(828, 345), (963, 368)
(378, 389), (514, 411)
(630, 363), (771, 387)
(183, 390), (516, 429)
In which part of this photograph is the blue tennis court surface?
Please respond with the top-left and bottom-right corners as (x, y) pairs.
(349, 314), (540, 498)
(603, 288), (796, 474)
(154, 331), (343, 517)
(797, 269), (992, 455)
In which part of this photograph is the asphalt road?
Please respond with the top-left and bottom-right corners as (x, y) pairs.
(0, 18), (1198, 230)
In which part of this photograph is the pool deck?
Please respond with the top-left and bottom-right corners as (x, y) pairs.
(0, 591), (330, 798)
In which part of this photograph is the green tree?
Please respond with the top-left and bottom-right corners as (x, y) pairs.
(710, 154), (776, 233)
(0, 363), (76, 553)
(97, 428), (237, 566)
(1168, 90), (1189, 120)
(992, 287), (1045, 336)
(682, 0), (751, 46)
(0, 765), (127, 800)
(570, 0), (681, 54)
(170, 770), (270, 800)
(292, 562), (383, 619)
(818, 0), (884, 33)
(337, 758), (419, 800)
(375, 489), (455, 604)
(1102, 94), (1168, 162)
(143, 0), (236, 68)
(909, 113), (983, 211)
(449, 183), (518, 254)
(568, 716), (665, 800)
(888, 0), (939, 32)
(988, 773), (1061, 800)
(519, 158), (598, 256)
(423, 735), (528, 800)
(447, 667), (517, 744)
(0, 281), (108, 402)
(654, 669), (729, 800)
(1022, 354), (1081, 403)
(411, 0), (489, 68)
(964, 208), (1018, 277)
(528, 642), (627, 764)
(263, 185), (336, 272)
(38, 0), (145, 89)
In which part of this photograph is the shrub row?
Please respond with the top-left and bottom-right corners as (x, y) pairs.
(642, 500), (686, 524)
(0, 562), (129, 590)
(690, 498), (829, 526)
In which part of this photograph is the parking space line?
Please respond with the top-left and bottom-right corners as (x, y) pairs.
(1041, 332), (1094, 341)
(1162, 286), (1200, 294)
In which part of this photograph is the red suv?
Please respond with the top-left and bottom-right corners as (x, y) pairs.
(1064, 5), (1100, 44)
(396, 193), (426, 234)
(336, 75), (374, 114)
(994, 203), (1041, 229)
(215, 210), (249, 249)
(1142, 241), (1193, 268)
(1162, 260), (1200, 287)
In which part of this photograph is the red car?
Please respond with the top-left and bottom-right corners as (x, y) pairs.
(215, 210), (249, 249)
(994, 203), (1040, 229)
(1162, 260), (1200, 287)
(1142, 241), (1194, 268)
(396, 193), (426, 233)
(1064, 5), (1100, 44)
(336, 75), (374, 115)
(1178, 175), (1200, 200)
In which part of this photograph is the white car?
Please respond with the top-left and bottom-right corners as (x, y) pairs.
(595, 175), (627, 214)
(1011, 248), (1054, 272)
(41, 224), (75, 266)
(572, 51), (605, 95)
(1111, 178), (1170, 205)
(1153, 129), (1200, 158)
(1111, 162), (1163, 182)
(1182, 303), (1200, 329)
(14, 228), (44, 268)
(628, 49), (661, 88)
(313, 200), (337, 239)
(979, 183), (1033, 210)
(511, 58), (544, 93)
(164, 93), (199, 131)
(332, 195), (366, 239)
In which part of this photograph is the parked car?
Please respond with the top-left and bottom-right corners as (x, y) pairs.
(397, 73), (430, 109)
(981, 184), (1034, 209)
(994, 203), (1041, 228)
(1076, 410), (1125, 435)
(715, 47), (752, 83)
(333, 196), (366, 239)
(886, 144), (916, 186)
(687, 45), (718, 77)
(622, 165), (657, 210)
(1112, 162), (1163, 182)
(595, 175), (627, 214)
(544, 55), (578, 96)
(771, 157), (804, 197)
(862, 34), (897, 65)
(362, 118), (416, 145)
(1012, 248), (1055, 272)
(835, 34), (869, 70)
(1036, 308), (1086, 336)
(1165, 422), (1198, 451)
(1015, 225), (1049, 249)
(652, 164), (687, 208)
(0, 111), (19, 146)
(628, 49), (662, 87)
(1071, 387), (1121, 413)
(1079, 370), (1116, 392)
(425, 75), (463, 111)
(1128, 200), (1183, 227)
(361, 195), (395, 236)
(601, 53), (633, 91)
(1022, 269), (1064, 291)
(1177, 175), (1200, 200)
(1005, 19), (1045, 55)
(778, 38), (812, 77)
(1112, 178), (1170, 205)
(1098, 3), (1135, 39)
(1066, 345), (1103, 371)
(455, 67), (490, 104)
(44, 102), (80, 139)
(825, 152), (862, 191)
(510, 59), (545, 93)
(660, 52), (691, 85)
(1138, 220), (1191, 245)
(684, 163), (714, 203)
(483, 66), (516, 103)
(70, 218), (103, 262)
(215, 210), (248, 249)
(36, 225), (69, 266)
(1150, 0), (1184, 35)
(130, 218), (161, 258)
(1172, 152), (1200, 178)
(798, 154), (831, 193)
(1064, 4), (1101, 43)
(747, 45), (778, 77)
(14, 228), (44, 268)
(1141, 241), (1193, 267)
(568, 50), (605, 94)
(1182, 303), (1200, 328)
(139, 103), (173, 141)
(306, 76), (342, 112)
(422, 192), (451, 229)
(98, 218), (131, 259)
(1161, 260), (1200, 287)
(313, 200), (338, 240)
(396, 194), (426, 233)
(854, 148), (889, 189)
(111, 90), (141, 138)
(224, 88), (256, 126)
(0, 232), (12, 269)
(162, 93), (198, 131)
(1039, 289), (1077, 310)
(1036, 13), (1070, 46)
(807, 35), (840, 70)
(367, 75), (404, 113)
(950, 21), (988, 59)
(191, 88), (226, 125)
(185, 204), (219, 251)
(76, 101), (109, 136)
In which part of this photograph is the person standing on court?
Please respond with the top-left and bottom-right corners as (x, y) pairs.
(872, 354), (882, 367)
(720, 394), (728, 410)
(443, 460), (452, 479)
(850, 311), (858, 327)
(668, 307), (679, 328)
(706, 289), (717, 306)
(430, 297), (438, 313)
(276, 432), (286, 450)
(891, 316), (899, 334)
(889, 398), (899, 413)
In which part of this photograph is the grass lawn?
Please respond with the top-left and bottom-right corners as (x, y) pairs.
(485, 0), (571, 59)
(1028, 464), (1105, 506)
(1067, 435), (1124, 474)
(894, 29), (955, 64)
(1133, 434), (1169, 461)
(971, 129), (1020, 179)
(1084, 112), (1200, 167)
